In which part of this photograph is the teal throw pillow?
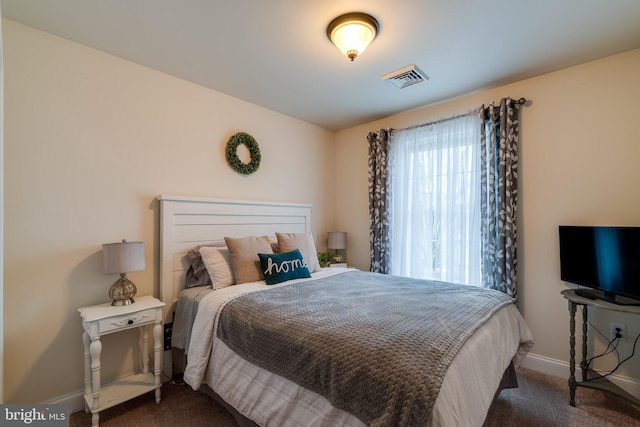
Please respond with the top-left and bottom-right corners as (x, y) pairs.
(258, 249), (311, 285)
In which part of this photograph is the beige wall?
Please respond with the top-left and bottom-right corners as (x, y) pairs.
(5, 15), (640, 405)
(2, 19), (334, 403)
(335, 48), (640, 388)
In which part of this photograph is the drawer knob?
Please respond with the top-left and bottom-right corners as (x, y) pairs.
(127, 319), (134, 325)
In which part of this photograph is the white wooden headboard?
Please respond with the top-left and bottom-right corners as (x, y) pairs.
(157, 195), (312, 375)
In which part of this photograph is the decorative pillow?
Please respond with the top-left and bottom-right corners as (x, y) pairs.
(185, 243), (225, 287)
(258, 249), (311, 285)
(224, 235), (274, 284)
(276, 232), (322, 273)
(199, 246), (235, 289)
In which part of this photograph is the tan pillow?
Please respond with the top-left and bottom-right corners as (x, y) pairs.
(199, 246), (235, 289)
(224, 235), (274, 284)
(276, 232), (322, 273)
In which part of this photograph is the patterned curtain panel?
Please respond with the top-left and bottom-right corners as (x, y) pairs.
(480, 98), (521, 300)
(367, 129), (392, 273)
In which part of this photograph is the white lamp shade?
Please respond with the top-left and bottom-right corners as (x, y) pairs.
(102, 241), (145, 274)
(327, 232), (347, 250)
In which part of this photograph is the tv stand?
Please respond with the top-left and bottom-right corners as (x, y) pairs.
(561, 289), (640, 408)
(573, 289), (597, 300)
(573, 288), (640, 306)
(602, 290), (640, 306)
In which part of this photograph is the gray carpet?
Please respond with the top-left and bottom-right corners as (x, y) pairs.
(70, 368), (640, 426)
(483, 368), (640, 426)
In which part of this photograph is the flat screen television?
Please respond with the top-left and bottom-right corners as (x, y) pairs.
(559, 226), (640, 305)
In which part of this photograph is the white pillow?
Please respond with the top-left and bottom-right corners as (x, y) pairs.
(199, 246), (235, 289)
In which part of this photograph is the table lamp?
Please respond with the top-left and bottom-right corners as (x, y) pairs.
(327, 232), (347, 263)
(102, 239), (145, 306)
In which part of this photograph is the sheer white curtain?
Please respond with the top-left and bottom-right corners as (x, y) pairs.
(389, 113), (482, 285)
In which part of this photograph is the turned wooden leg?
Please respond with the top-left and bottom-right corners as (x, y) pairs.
(582, 306), (588, 380)
(568, 301), (577, 406)
(90, 336), (102, 427)
(153, 321), (163, 403)
(82, 331), (91, 413)
(141, 325), (150, 374)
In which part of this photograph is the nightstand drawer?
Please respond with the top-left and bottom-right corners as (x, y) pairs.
(96, 308), (157, 334)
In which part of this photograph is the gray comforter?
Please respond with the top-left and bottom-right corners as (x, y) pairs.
(216, 270), (514, 426)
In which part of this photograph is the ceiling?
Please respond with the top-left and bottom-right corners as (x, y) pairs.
(3, 1), (640, 131)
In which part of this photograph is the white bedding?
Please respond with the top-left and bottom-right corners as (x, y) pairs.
(184, 268), (534, 427)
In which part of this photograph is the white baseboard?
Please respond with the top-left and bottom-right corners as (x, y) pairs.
(521, 352), (640, 399)
(520, 352), (569, 378)
(45, 389), (85, 414)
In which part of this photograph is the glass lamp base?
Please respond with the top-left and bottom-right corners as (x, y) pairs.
(109, 274), (137, 306)
(111, 297), (135, 306)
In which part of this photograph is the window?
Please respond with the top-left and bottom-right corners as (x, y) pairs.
(388, 113), (482, 285)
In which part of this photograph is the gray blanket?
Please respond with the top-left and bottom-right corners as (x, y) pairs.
(216, 270), (514, 426)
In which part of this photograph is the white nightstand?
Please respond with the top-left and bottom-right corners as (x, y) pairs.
(78, 295), (165, 427)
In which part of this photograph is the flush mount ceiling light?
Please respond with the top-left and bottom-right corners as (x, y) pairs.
(327, 12), (379, 61)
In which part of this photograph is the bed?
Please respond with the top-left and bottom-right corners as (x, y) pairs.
(158, 195), (534, 427)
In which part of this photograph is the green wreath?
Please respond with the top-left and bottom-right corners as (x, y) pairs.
(225, 132), (261, 175)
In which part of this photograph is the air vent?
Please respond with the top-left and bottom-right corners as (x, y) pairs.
(381, 64), (429, 89)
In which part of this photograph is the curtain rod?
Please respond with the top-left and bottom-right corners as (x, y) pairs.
(484, 97), (527, 107)
(486, 97), (527, 105)
(374, 97), (528, 135)
(400, 111), (476, 131)
(410, 97), (528, 131)
(482, 97), (527, 113)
